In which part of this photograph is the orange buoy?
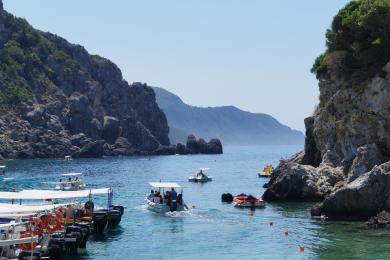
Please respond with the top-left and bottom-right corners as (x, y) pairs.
(19, 232), (37, 251)
(268, 221), (273, 226)
(284, 229), (289, 237)
(300, 245), (305, 252)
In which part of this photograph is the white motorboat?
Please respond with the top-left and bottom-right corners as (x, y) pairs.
(145, 182), (188, 213)
(42, 172), (86, 191)
(188, 168), (212, 183)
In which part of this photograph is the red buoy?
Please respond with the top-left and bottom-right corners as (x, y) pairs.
(284, 229), (289, 237)
(300, 245), (305, 252)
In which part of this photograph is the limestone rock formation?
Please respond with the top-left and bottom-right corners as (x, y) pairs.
(185, 135), (223, 154)
(0, 3), (222, 159)
(263, 0), (390, 220)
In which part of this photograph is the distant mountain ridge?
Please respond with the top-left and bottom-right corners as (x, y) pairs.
(153, 87), (304, 145)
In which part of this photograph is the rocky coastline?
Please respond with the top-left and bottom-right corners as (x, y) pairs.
(263, 0), (390, 221)
(0, 1), (222, 160)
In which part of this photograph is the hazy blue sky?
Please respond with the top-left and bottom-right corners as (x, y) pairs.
(4, 0), (349, 131)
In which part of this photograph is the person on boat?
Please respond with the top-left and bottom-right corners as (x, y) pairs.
(197, 169), (203, 177)
(177, 193), (183, 205)
(68, 177), (72, 182)
(148, 190), (154, 200)
(153, 192), (162, 204)
(170, 188), (178, 211)
(165, 191), (171, 207)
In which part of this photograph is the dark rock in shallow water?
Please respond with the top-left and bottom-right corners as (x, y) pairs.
(312, 162), (390, 220)
(74, 140), (105, 158)
(185, 135), (223, 155)
(367, 211), (390, 228)
(263, 152), (344, 202)
(221, 193), (233, 203)
(205, 138), (223, 154)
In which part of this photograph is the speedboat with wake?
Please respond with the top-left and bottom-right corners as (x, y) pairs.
(42, 172), (86, 191)
(233, 194), (265, 208)
(188, 168), (212, 183)
(145, 182), (188, 213)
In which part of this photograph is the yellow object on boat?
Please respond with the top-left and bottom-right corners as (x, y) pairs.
(259, 164), (273, 177)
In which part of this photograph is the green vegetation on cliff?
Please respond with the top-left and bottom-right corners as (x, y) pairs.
(312, 0), (390, 78)
(0, 12), (80, 105)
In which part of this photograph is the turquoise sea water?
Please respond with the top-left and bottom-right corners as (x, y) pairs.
(2, 146), (390, 260)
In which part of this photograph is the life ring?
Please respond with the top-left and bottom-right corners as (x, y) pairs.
(28, 216), (43, 235)
(44, 215), (62, 233)
(53, 210), (64, 221)
(19, 232), (37, 251)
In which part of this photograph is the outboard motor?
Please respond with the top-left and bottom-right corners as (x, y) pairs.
(74, 223), (90, 248)
(112, 205), (124, 216)
(47, 237), (65, 260)
(107, 209), (122, 228)
(65, 226), (83, 255)
(221, 193), (233, 203)
(92, 211), (108, 234)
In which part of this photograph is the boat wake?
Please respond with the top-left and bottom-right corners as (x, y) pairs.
(164, 210), (194, 218)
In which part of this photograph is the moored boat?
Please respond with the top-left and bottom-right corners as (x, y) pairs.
(233, 194), (265, 208)
(42, 172), (86, 191)
(188, 168), (212, 183)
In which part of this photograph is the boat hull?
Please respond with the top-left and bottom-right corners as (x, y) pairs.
(145, 198), (186, 213)
(233, 196), (265, 208)
(188, 176), (212, 183)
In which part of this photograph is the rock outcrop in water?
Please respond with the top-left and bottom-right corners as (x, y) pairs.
(0, 1), (222, 159)
(263, 0), (390, 220)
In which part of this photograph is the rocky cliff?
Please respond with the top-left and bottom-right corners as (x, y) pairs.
(0, 1), (222, 158)
(263, 0), (390, 219)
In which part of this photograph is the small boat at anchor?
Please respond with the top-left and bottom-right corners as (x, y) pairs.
(145, 182), (188, 214)
(233, 194), (265, 208)
(188, 168), (212, 183)
(42, 172), (86, 191)
(258, 164), (273, 178)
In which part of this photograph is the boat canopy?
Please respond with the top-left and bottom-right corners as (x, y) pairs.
(42, 181), (82, 185)
(0, 203), (69, 214)
(62, 172), (82, 176)
(0, 166), (6, 169)
(0, 188), (110, 200)
(149, 182), (181, 188)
